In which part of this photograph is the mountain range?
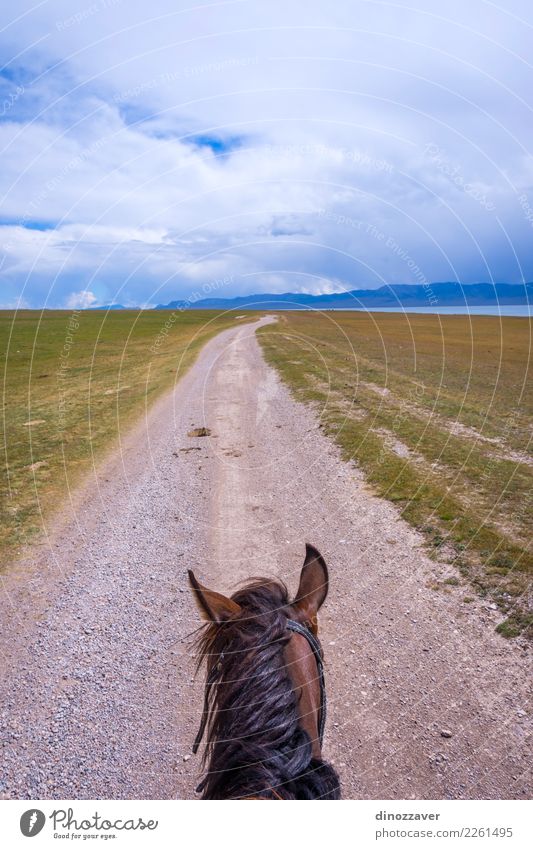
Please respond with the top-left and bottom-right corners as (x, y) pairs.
(153, 282), (532, 311)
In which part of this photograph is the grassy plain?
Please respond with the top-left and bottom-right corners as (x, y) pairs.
(258, 312), (532, 638)
(0, 309), (250, 569)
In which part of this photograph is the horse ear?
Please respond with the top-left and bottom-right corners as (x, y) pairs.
(292, 544), (329, 630)
(188, 570), (241, 623)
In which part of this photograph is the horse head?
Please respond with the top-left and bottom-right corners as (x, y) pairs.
(188, 544), (340, 799)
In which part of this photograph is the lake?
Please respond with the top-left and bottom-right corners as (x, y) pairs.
(335, 305), (532, 317)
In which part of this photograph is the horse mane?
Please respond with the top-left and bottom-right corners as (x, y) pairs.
(193, 577), (341, 799)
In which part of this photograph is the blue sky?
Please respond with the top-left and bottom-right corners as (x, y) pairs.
(0, 0), (532, 308)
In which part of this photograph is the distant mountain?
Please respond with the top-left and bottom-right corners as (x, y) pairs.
(155, 282), (532, 310)
(87, 304), (127, 310)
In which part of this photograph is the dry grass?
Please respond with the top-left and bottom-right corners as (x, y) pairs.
(258, 311), (532, 638)
(0, 309), (251, 569)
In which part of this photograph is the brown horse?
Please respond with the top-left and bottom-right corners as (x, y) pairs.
(188, 544), (341, 799)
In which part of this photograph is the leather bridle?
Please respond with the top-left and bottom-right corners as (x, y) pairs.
(285, 618), (326, 747)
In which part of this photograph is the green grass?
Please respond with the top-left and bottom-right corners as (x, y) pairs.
(1, 309), (252, 568)
(258, 312), (533, 639)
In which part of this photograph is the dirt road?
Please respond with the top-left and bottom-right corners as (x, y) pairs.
(0, 318), (530, 799)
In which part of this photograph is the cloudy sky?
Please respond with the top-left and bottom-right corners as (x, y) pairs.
(0, 0), (532, 308)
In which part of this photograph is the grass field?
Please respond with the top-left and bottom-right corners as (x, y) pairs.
(258, 312), (532, 639)
(0, 309), (251, 570)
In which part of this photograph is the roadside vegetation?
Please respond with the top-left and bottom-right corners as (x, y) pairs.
(0, 309), (250, 569)
(258, 312), (532, 638)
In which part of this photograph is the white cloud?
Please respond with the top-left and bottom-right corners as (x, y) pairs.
(65, 289), (98, 309)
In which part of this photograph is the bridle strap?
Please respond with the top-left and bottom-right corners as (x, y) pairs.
(285, 619), (326, 747)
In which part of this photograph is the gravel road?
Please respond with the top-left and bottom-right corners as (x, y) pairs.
(0, 318), (531, 799)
